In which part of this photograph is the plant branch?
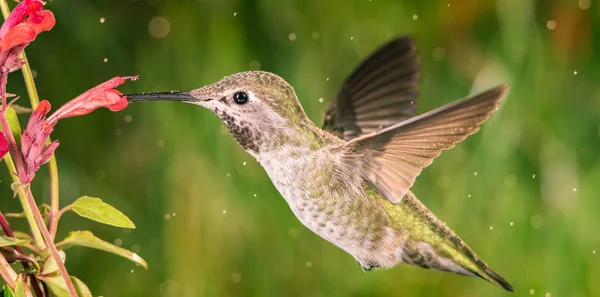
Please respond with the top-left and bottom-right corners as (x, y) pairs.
(0, 251), (17, 288)
(3, 155), (45, 249)
(25, 187), (78, 297)
(18, 52), (60, 241)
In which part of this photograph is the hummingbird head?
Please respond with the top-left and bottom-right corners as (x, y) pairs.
(126, 71), (311, 155)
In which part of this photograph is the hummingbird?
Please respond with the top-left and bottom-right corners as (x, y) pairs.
(126, 36), (513, 291)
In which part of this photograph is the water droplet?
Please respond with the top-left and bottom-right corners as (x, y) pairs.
(131, 269), (134, 273)
(545, 293), (551, 297)
(124, 115), (133, 123)
(306, 261), (313, 268)
(532, 174), (536, 179)
(148, 16), (171, 39)
(103, 57), (108, 63)
(164, 213), (171, 220)
(100, 17), (106, 23)
(530, 214), (544, 229)
(467, 194), (471, 198)
(233, 12), (237, 16)
(432, 47), (446, 61)
(546, 20), (556, 30)
(318, 97), (324, 103)
(574, 70), (578, 75)
(529, 289), (535, 295)
(132, 244), (140, 253)
(288, 228), (300, 239)
(243, 161), (247, 166)
(226, 173), (231, 177)
(593, 249), (596, 254)
(249, 60), (261, 70)
(253, 194), (257, 197)
(504, 174), (517, 188)
(114, 238), (123, 246)
(573, 187), (577, 192)
(510, 221), (514, 226)
(410, 100), (414, 104)
(312, 32), (320, 39)
(350, 36), (354, 40)
(172, 212), (176, 216)
(288, 33), (296, 41)
(412, 14), (418, 20)
(326, 77), (330, 81)
(447, 3), (450, 6)
(489, 226), (493, 230)
(222, 209), (227, 214)
(579, 0), (591, 10)
(474, 172), (478, 176)
(231, 273), (241, 283)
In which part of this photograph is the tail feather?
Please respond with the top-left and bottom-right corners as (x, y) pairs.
(391, 192), (514, 291)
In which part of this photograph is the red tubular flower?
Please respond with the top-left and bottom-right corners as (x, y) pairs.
(20, 100), (56, 183)
(0, 0), (54, 51)
(19, 76), (137, 183)
(0, 131), (9, 159)
(47, 76), (138, 124)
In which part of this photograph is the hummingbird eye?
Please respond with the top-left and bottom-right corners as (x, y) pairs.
(233, 92), (249, 105)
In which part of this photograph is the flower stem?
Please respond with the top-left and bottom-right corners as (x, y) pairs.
(0, 251), (17, 288)
(2, 155), (46, 249)
(25, 187), (78, 297)
(17, 50), (61, 241)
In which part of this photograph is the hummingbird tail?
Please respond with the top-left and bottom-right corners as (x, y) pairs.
(393, 192), (514, 291)
(472, 263), (514, 292)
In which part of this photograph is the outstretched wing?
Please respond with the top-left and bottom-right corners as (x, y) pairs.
(323, 36), (420, 140)
(342, 85), (508, 203)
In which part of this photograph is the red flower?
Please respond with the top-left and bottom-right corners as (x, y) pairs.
(20, 100), (56, 183)
(47, 76), (138, 124)
(0, 0), (54, 77)
(0, 0), (54, 50)
(0, 131), (9, 160)
(19, 76), (136, 183)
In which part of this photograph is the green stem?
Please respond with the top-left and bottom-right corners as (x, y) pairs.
(3, 155), (46, 249)
(25, 187), (78, 297)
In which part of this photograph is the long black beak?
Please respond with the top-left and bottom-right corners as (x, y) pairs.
(125, 91), (197, 103)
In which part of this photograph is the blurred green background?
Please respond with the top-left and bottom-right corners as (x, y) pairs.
(1, 0), (600, 296)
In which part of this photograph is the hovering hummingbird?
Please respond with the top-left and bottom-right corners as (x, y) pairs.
(127, 36), (513, 291)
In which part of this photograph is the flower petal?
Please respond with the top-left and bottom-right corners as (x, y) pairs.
(0, 131), (9, 159)
(48, 76), (138, 123)
(20, 100), (53, 183)
(0, 23), (37, 51)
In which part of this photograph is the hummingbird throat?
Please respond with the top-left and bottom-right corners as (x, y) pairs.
(215, 108), (262, 153)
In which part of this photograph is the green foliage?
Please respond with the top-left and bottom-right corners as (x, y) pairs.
(4, 107), (20, 145)
(0, 236), (29, 247)
(13, 275), (26, 297)
(57, 231), (147, 269)
(69, 196), (135, 229)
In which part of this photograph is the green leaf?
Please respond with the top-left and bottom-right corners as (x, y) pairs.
(72, 276), (93, 297)
(0, 236), (29, 247)
(70, 196), (136, 229)
(5, 107), (21, 145)
(2, 285), (15, 297)
(57, 231), (148, 269)
(14, 275), (26, 297)
(39, 275), (93, 297)
(40, 250), (66, 276)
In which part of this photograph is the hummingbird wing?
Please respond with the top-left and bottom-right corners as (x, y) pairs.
(322, 36), (420, 140)
(342, 85), (508, 203)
